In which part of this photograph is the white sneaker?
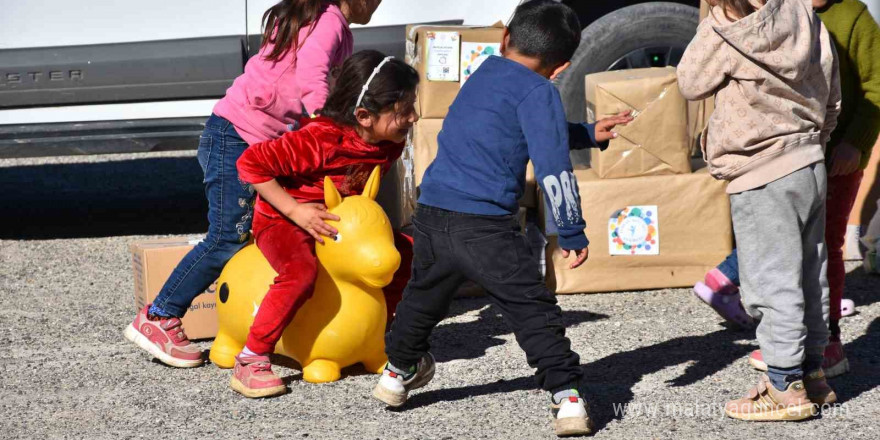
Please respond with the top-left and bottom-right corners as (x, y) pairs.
(552, 396), (593, 437)
(372, 353), (436, 407)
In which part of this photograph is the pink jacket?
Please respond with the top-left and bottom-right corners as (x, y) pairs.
(213, 2), (353, 145)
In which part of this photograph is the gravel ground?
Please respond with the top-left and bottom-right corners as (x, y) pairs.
(1, 152), (878, 439)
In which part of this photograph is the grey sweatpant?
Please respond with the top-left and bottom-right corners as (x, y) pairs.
(730, 163), (829, 369)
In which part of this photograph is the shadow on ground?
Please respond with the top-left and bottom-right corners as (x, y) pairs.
(1, 157), (207, 239)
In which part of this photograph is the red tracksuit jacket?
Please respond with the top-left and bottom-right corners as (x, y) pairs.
(236, 117), (404, 220)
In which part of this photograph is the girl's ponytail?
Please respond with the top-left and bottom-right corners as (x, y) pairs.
(261, 0), (334, 62)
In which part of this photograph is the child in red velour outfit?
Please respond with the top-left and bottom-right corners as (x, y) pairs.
(231, 50), (419, 398)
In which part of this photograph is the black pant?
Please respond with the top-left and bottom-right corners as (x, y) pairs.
(386, 204), (582, 392)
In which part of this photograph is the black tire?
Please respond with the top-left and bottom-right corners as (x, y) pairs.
(556, 2), (699, 122)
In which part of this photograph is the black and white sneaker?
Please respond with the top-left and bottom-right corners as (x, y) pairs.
(372, 353), (436, 407)
(551, 393), (593, 437)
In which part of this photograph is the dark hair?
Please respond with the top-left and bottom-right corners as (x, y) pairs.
(261, 0), (334, 62)
(320, 50), (420, 126)
(507, 0), (581, 69)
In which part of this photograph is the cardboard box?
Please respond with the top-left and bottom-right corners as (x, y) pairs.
(844, 139), (880, 259)
(540, 167), (733, 293)
(406, 23), (505, 119)
(131, 238), (218, 339)
(585, 67), (691, 178)
(411, 118), (537, 208)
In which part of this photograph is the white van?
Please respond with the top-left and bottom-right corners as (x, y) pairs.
(0, 0), (715, 157)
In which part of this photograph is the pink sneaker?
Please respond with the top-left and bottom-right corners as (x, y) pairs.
(693, 269), (754, 329)
(748, 338), (849, 379)
(124, 304), (204, 368)
(230, 354), (287, 398)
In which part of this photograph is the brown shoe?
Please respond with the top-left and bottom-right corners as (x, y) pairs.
(804, 369), (837, 405)
(725, 374), (817, 421)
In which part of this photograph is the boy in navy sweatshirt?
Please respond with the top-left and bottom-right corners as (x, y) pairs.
(372, 1), (630, 436)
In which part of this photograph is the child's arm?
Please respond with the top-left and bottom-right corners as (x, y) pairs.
(568, 111), (633, 150)
(297, 12), (350, 115)
(237, 130), (339, 242)
(840, 11), (880, 162)
(520, 83), (589, 269)
(251, 179), (340, 242)
(677, 20), (729, 101)
(823, 37), (842, 152)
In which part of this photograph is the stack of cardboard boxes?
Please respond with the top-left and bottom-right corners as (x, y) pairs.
(401, 23), (537, 227)
(540, 66), (733, 294)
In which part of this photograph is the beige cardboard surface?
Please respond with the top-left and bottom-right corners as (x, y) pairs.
(131, 238), (218, 339)
(406, 23), (505, 119)
(586, 67), (691, 178)
(541, 167), (732, 293)
(411, 118), (537, 208)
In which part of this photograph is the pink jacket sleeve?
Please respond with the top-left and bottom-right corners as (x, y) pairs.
(296, 12), (351, 115)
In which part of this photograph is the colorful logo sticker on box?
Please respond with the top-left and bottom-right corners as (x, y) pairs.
(460, 42), (500, 87)
(609, 205), (659, 256)
(426, 31), (460, 82)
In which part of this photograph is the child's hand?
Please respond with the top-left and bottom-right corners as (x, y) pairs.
(562, 246), (590, 269)
(594, 110), (634, 143)
(288, 203), (341, 243)
(829, 142), (861, 177)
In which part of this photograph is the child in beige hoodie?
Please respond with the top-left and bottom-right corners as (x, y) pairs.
(677, 0), (841, 422)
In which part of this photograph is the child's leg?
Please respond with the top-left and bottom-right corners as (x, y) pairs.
(456, 222), (582, 395)
(802, 164), (830, 373)
(385, 209), (467, 371)
(723, 166), (826, 421)
(126, 115), (253, 368)
(451, 214), (589, 434)
(244, 220), (318, 355)
(149, 115), (254, 318)
(230, 220), (316, 398)
(824, 170), (864, 328)
(383, 232), (414, 325)
(715, 249), (740, 287)
(733, 166), (825, 383)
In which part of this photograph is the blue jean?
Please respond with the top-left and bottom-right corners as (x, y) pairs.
(149, 114), (255, 317)
(717, 248), (740, 286)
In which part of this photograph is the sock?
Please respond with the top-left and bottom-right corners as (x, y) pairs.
(240, 346), (260, 357)
(766, 365), (803, 391)
(386, 361), (416, 378)
(803, 355), (824, 374)
(147, 303), (174, 319)
(551, 383), (581, 405)
(830, 319), (841, 339)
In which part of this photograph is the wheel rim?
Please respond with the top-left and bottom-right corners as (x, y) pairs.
(607, 46), (686, 71)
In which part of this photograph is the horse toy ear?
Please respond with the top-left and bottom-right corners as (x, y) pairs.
(362, 165), (382, 201)
(324, 176), (343, 209)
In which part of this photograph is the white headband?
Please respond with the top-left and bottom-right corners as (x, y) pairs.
(353, 56), (395, 116)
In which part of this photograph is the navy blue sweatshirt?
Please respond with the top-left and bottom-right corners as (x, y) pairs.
(419, 55), (597, 250)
